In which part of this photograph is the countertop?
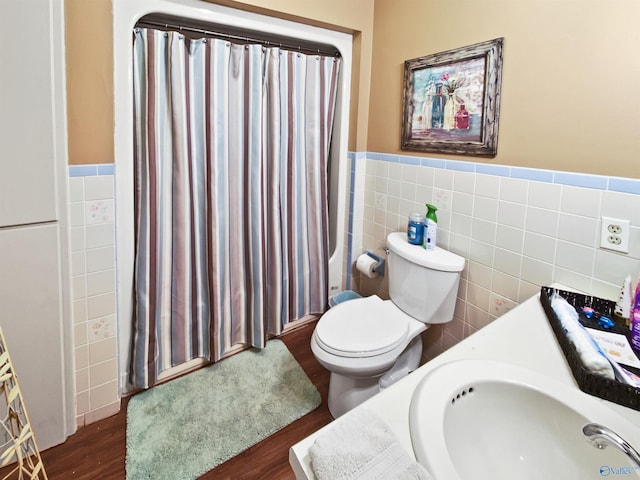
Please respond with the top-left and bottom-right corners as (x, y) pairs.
(289, 289), (640, 479)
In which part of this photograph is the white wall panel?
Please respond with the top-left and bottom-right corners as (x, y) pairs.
(0, 0), (57, 226)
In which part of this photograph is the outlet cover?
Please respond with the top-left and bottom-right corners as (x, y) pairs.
(600, 216), (630, 253)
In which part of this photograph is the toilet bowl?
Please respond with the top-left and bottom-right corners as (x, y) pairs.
(311, 232), (465, 418)
(311, 295), (427, 377)
(311, 295), (427, 417)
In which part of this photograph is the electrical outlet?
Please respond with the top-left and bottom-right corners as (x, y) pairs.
(600, 216), (630, 253)
(607, 235), (622, 245)
(608, 224), (622, 234)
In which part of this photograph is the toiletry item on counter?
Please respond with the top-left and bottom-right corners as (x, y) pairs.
(553, 291), (640, 387)
(423, 204), (437, 251)
(581, 307), (615, 329)
(614, 275), (632, 327)
(550, 291), (615, 380)
(585, 328), (640, 371)
(631, 276), (640, 351)
(407, 212), (424, 245)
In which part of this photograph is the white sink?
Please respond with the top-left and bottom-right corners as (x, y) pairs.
(409, 359), (640, 480)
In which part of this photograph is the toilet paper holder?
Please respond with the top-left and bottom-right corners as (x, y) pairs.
(364, 249), (385, 276)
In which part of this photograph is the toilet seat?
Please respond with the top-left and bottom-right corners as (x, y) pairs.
(314, 295), (410, 358)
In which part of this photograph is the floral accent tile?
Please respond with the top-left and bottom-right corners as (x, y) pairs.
(90, 315), (116, 341)
(86, 200), (114, 224)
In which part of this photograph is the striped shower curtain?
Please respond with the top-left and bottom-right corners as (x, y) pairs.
(130, 28), (341, 389)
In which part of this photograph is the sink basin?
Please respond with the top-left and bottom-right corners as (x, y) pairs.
(409, 360), (640, 480)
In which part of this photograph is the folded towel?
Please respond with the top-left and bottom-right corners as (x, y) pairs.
(551, 291), (615, 379)
(309, 408), (431, 480)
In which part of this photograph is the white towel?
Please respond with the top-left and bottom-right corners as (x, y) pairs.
(550, 292), (615, 379)
(309, 409), (432, 480)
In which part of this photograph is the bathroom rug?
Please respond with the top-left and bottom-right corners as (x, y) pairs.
(125, 339), (320, 480)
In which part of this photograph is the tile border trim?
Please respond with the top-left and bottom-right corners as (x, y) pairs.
(360, 152), (640, 194)
(69, 164), (115, 177)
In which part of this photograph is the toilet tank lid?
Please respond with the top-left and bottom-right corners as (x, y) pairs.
(387, 232), (465, 272)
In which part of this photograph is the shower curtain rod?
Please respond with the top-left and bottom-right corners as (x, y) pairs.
(136, 19), (341, 57)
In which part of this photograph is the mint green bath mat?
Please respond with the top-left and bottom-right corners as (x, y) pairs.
(126, 339), (321, 480)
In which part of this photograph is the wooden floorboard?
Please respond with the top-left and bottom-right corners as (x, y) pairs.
(38, 321), (331, 480)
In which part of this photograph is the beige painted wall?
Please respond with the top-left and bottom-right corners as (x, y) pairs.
(65, 0), (114, 165)
(369, 0), (640, 178)
(213, 0), (375, 152)
(64, 0), (374, 164)
(66, 1), (640, 176)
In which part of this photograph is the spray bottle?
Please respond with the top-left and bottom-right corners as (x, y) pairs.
(423, 203), (437, 251)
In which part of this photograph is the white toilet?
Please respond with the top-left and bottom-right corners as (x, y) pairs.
(311, 231), (465, 418)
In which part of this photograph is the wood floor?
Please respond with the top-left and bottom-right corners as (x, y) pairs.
(38, 321), (332, 480)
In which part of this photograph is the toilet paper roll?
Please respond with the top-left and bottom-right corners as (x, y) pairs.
(356, 253), (378, 279)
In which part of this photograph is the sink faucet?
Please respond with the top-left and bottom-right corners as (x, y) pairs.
(583, 423), (640, 467)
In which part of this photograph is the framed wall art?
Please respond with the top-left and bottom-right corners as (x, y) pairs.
(401, 37), (504, 157)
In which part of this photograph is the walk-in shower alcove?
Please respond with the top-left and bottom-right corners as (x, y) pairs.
(114, 0), (352, 393)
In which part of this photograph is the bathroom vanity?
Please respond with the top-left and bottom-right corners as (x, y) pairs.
(289, 290), (640, 479)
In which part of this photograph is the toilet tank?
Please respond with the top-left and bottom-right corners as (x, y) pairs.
(386, 232), (465, 324)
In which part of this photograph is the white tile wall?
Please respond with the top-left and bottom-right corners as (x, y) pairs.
(67, 156), (640, 425)
(68, 168), (119, 427)
(348, 153), (640, 363)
